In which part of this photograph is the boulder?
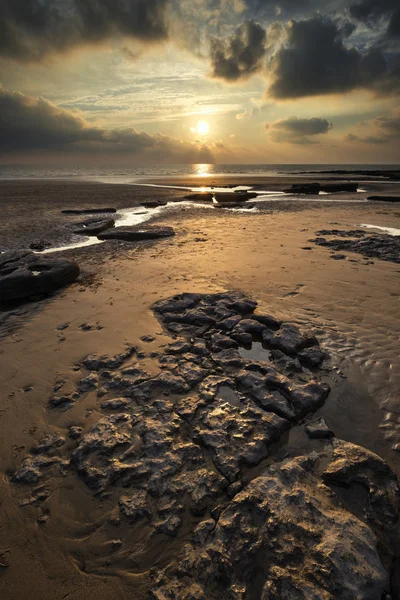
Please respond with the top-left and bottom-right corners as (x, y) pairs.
(0, 251), (80, 302)
(97, 226), (175, 242)
(73, 219), (115, 236)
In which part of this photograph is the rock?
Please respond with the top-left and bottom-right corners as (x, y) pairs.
(305, 417), (334, 439)
(32, 434), (66, 454)
(97, 226), (175, 242)
(214, 192), (257, 204)
(141, 335), (155, 343)
(284, 182), (321, 194)
(322, 440), (400, 528)
(68, 426), (83, 440)
(321, 182), (358, 193)
(73, 219), (115, 236)
(83, 346), (135, 370)
(49, 392), (80, 409)
(209, 333), (237, 352)
(262, 323), (318, 355)
(119, 489), (152, 523)
(62, 208), (117, 214)
(141, 200), (162, 208)
(152, 445), (396, 600)
(29, 240), (51, 251)
(184, 193), (214, 202)
(368, 196), (400, 202)
(330, 253), (347, 260)
(101, 398), (130, 410)
(0, 252), (80, 302)
(298, 346), (326, 368)
(193, 399), (289, 481)
(77, 373), (99, 392)
(310, 233), (400, 264)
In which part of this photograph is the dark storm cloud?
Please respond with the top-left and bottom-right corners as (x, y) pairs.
(268, 17), (399, 98)
(266, 116), (333, 144)
(210, 21), (267, 81)
(0, 0), (169, 61)
(350, 0), (400, 41)
(0, 86), (214, 162)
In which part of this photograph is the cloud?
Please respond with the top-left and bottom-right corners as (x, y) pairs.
(266, 115), (333, 144)
(209, 20), (267, 81)
(350, 0), (400, 42)
(346, 109), (400, 143)
(0, 85), (214, 163)
(0, 0), (169, 61)
(267, 17), (399, 98)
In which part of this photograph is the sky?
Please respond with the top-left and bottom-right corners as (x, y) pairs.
(0, 0), (399, 164)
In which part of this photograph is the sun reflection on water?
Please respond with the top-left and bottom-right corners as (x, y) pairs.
(194, 164), (213, 177)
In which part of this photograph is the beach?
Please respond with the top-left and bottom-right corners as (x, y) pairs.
(0, 172), (400, 599)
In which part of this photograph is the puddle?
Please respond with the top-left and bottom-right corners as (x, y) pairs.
(359, 224), (400, 237)
(239, 342), (272, 362)
(217, 386), (243, 408)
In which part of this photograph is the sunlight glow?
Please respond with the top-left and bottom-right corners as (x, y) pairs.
(197, 121), (209, 135)
(195, 164), (212, 177)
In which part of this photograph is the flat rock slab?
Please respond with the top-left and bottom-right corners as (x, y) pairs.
(0, 251), (80, 302)
(310, 232), (400, 264)
(73, 219), (115, 236)
(368, 196), (400, 202)
(97, 226), (175, 241)
(62, 208), (117, 214)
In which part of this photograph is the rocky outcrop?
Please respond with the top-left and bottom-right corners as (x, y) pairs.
(73, 219), (115, 236)
(214, 192), (257, 204)
(152, 441), (399, 600)
(285, 182), (358, 194)
(10, 292), (400, 598)
(368, 196), (400, 203)
(62, 207), (117, 214)
(97, 225), (175, 241)
(310, 231), (400, 264)
(0, 251), (80, 302)
(184, 193), (214, 202)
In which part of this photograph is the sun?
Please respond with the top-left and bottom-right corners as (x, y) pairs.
(197, 120), (209, 135)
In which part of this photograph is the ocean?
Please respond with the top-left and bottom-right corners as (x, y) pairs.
(0, 163), (398, 181)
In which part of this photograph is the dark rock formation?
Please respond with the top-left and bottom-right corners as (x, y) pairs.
(184, 193), (214, 202)
(368, 196), (400, 203)
(73, 219), (115, 236)
(10, 292), (400, 599)
(0, 251), (80, 302)
(305, 417), (334, 438)
(285, 182), (358, 194)
(97, 226), (175, 242)
(214, 192), (257, 204)
(152, 441), (398, 600)
(310, 232), (400, 264)
(62, 208), (117, 214)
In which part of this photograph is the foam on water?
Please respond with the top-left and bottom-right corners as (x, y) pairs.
(360, 224), (400, 236)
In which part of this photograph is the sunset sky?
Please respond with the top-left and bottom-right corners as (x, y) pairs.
(0, 0), (399, 164)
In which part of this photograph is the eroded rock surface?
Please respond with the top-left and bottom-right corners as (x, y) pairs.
(310, 230), (400, 264)
(152, 441), (399, 600)
(0, 251), (80, 301)
(10, 292), (400, 598)
(97, 225), (175, 242)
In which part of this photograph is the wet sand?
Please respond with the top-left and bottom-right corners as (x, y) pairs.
(0, 176), (400, 599)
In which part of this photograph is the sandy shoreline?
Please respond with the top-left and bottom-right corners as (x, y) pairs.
(0, 176), (400, 599)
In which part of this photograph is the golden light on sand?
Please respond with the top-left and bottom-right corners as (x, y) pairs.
(197, 120), (209, 135)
